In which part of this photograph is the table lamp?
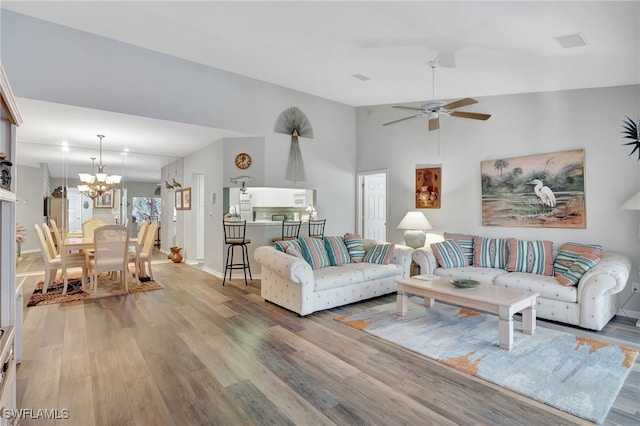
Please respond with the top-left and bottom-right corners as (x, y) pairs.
(397, 211), (433, 248)
(621, 191), (640, 327)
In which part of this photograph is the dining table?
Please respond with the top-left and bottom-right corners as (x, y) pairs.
(60, 235), (139, 294)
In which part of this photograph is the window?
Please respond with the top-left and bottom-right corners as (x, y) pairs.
(132, 197), (161, 223)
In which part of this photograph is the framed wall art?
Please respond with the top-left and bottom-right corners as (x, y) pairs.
(481, 148), (585, 228)
(94, 190), (114, 208)
(175, 189), (183, 210)
(416, 166), (441, 209)
(181, 187), (192, 211)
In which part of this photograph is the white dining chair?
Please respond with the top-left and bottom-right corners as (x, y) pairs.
(49, 218), (63, 253)
(86, 225), (130, 292)
(135, 222), (159, 281)
(41, 223), (59, 257)
(34, 224), (87, 294)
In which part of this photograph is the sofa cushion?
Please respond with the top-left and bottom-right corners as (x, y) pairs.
(343, 233), (366, 263)
(313, 265), (364, 291)
(299, 236), (331, 269)
(348, 262), (404, 281)
(364, 243), (395, 265)
(285, 245), (305, 259)
(506, 239), (554, 276)
(273, 239), (302, 253)
(494, 272), (578, 303)
(554, 242), (603, 286)
(431, 240), (467, 268)
(324, 236), (351, 266)
(444, 232), (475, 265)
(473, 236), (512, 269)
(434, 266), (508, 283)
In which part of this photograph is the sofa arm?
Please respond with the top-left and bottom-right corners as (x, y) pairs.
(578, 252), (631, 299)
(254, 246), (314, 283)
(412, 246), (438, 274)
(390, 244), (413, 278)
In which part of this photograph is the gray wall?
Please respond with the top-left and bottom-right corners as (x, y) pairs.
(357, 85), (640, 314)
(15, 164), (44, 252)
(2, 11), (357, 274)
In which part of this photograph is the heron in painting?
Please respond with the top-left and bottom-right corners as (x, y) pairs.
(526, 179), (556, 208)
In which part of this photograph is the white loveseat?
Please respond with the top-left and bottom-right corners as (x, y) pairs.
(413, 245), (631, 331)
(254, 240), (413, 316)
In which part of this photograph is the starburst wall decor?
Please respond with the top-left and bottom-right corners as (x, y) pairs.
(621, 116), (640, 160)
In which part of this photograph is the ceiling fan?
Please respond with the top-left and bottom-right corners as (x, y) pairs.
(382, 58), (491, 131)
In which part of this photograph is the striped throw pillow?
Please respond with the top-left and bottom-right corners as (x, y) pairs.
(299, 236), (331, 269)
(324, 236), (351, 266)
(273, 239), (302, 253)
(473, 236), (512, 269)
(364, 243), (395, 265)
(444, 232), (475, 265)
(554, 242), (603, 286)
(506, 239), (553, 276)
(343, 233), (366, 263)
(431, 240), (467, 269)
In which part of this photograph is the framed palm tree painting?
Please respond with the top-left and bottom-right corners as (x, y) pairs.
(480, 149), (586, 228)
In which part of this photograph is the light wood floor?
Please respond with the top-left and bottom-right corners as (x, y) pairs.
(15, 251), (640, 425)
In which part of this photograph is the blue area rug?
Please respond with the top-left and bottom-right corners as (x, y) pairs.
(336, 297), (637, 424)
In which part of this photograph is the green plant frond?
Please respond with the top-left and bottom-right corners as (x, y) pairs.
(621, 116), (640, 160)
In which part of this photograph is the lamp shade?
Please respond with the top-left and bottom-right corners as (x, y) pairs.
(621, 191), (640, 210)
(397, 211), (433, 230)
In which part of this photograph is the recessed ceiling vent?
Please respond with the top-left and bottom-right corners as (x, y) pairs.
(351, 73), (371, 81)
(554, 33), (587, 49)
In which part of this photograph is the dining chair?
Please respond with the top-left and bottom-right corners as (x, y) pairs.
(82, 217), (107, 237)
(308, 219), (326, 239)
(223, 220), (252, 286)
(131, 222), (158, 281)
(41, 223), (59, 257)
(34, 224), (87, 293)
(272, 220), (301, 242)
(86, 225), (130, 292)
(49, 218), (63, 253)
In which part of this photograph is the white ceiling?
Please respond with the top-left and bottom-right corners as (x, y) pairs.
(3, 1), (639, 182)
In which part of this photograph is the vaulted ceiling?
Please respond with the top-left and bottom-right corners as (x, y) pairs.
(3, 1), (639, 181)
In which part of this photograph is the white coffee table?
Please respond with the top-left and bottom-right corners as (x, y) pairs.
(396, 277), (539, 350)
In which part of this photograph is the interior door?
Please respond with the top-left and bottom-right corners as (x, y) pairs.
(362, 173), (387, 241)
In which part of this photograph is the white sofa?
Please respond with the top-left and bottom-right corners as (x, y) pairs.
(412, 246), (631, 331)
(254, 240), (413, 316)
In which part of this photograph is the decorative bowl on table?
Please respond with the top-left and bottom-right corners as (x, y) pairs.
(450, 279), (480, 288)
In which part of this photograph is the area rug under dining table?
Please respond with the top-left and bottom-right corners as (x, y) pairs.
(27, 274), (163, 307)
(336, 297), (637, 424)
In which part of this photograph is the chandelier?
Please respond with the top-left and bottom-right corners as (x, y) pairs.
(77, 134), (122, 199)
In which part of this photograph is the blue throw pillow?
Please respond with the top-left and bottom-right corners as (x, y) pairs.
(324, 236), (351, 266)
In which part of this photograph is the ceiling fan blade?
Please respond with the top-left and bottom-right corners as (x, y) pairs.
(442, 98), (478, 110)
(392, 105), (424, 111)
(428, 116), (440, 131)
(382, 114), (421, 126)
(450, 111), (492, 121)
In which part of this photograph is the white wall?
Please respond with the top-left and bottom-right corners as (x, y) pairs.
(1, 11), (357, 249)
(357, 84), (640, 312)
(15, 165), (44, 252)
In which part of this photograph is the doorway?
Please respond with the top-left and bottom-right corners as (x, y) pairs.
(67, 188), (93, 233)
(356, 170), (388, 241)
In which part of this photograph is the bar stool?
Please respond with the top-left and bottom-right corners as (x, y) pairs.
(223, 220), (252, 286)
(308, 219), (326, 238)
(272, 220), (302, 242)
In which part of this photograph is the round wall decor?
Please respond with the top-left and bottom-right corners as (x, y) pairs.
(235, 152), (252, 169)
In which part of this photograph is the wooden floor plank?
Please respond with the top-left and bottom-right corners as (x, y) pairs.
(15, 255), (640, 426)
